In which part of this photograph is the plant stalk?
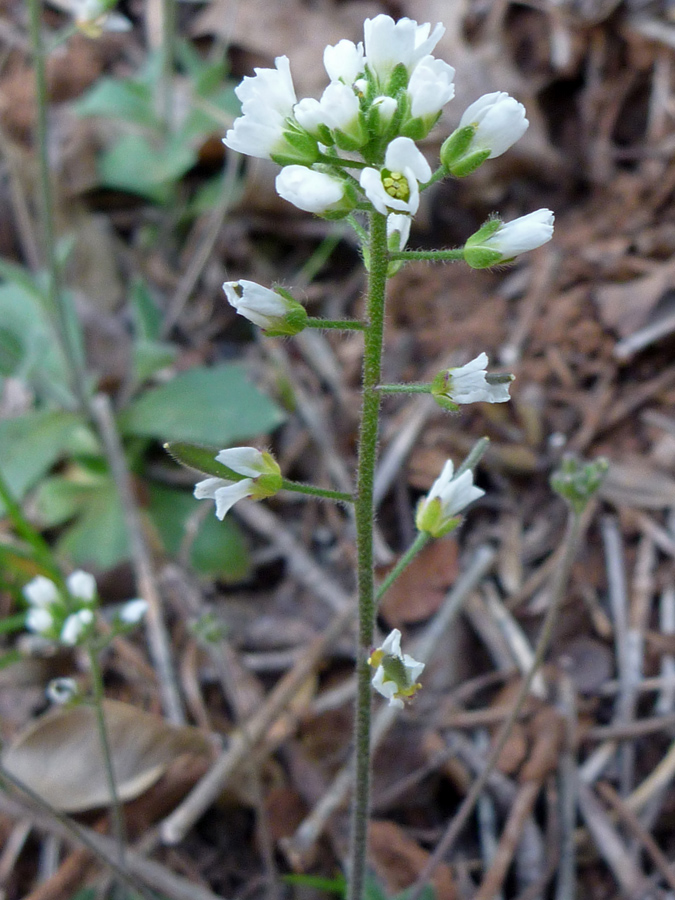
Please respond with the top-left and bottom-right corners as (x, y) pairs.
(87, 648), (128, 863)
(347, 211), (389, 900)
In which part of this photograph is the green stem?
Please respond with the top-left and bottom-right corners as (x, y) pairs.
(377, 383), (431, 394)
(280, 479), (353, 504)
(376, 532), (430, 603)
(305, 318), (366, 331)
(87, 648), (127, 863)
(347, 211), (389, 900)
(389, 248), (465, 262)
(27, 0), (89, 413)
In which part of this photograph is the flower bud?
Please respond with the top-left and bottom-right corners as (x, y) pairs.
(415, 460), (484, 537)
(464, 210), (554, 268)
(223, 280), (307, 336)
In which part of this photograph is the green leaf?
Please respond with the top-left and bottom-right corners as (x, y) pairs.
(118, 364), (285, 445)
(75, 77), (161, 130)
(98, 134), (196, 203)
(148, 484), (250, 581)
(0, 411), (84, 513)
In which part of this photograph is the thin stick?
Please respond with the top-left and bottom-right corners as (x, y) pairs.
(91, 394), (185, 725)
(409, 507), (586, 899)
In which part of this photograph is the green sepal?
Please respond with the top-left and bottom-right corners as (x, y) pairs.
(262, 304), (308, 337)
(447, 148), (492, 178)
(386, 63), (410, 97)
(550, 455), (609, 514)
(164, 442), (244, 480)
(415, 496), (461, 538)
(463, 247), (503, 269)
(440, 126), (476, 169)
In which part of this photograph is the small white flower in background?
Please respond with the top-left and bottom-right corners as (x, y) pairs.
(387, 214), (411, 252)
(119, 598), (148, 625)
(59, 0), (130, 36)
(23, 576), (59, 609)
(464, 209), (554, 269)
(194, 448), (282, 520)
(223, 280), (307, 336)
(441, 92), (528, 177)
(26, 606), (56, 636)
(431, 352), (514, 410)
(275, 166), (352, 216)
(360, 137), (431, 215)
(364, 15), (445, 85)
(415, 460), (485, 537)
(368, 629), (425, 708)
(47, 677), (79, 705)
(407, 55), (455, 119)
(66, 570), (97, 605)
(60, 609), (94, 646)
(324, 39), (365, 85)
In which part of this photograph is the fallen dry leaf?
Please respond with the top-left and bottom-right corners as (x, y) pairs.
(1, 699), (211, 812)
(379, 538), (459, 626)
(369, 819), (457, 900)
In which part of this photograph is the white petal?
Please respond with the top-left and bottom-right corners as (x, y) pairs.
(213, 479), (254, 519)
(194, 477), (230, 501)
(384, 137), (432, 183)
(381, 628), (402, 657)
(216, 447), (266, 478)
(275, 167), (346, 214)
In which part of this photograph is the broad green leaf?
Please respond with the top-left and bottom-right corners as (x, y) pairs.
(119, 364), (285, 445)
(75, 77), (160, 129)
(98, 134), (196, 203)
(0, 411), (83, 511)
(148, 484), (250, 581)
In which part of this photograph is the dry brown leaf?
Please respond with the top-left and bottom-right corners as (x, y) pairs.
(600, 459), (675, 509)
(594, 260), (675, 338)
(369, 819), (457, 900)
(1, 699), (211, 812)
(379, 538), (459, 626)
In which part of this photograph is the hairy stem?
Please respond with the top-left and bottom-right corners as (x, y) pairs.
(347, 211), (389, 900)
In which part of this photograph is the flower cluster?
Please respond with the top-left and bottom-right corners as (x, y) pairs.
(23, 571), (147, 647)
(220, 14), (553, 334)
(194, 447), (282, 520)
(368, 629), (424, 708)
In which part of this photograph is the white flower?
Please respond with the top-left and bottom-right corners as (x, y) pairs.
(66, 570), (96, 604)
(26, 607), (55, 636)
(360, 137), (431, 215)
(368, 629), (425, 709)
(275, 166), (349, 215)
(459, 92), (528, 159)
(415, 460), (485, 537)
(364, 15), (445, 84)
(23, 576), (59, 609)
(324, 39), (365, 84)
(224, 57), (301, 160)
(431, 353), (513, 408)
(47, 677), (79, 705)
(465, 210), (554, 268)
(294, 83), (361, 140)
(119, 598), (148, 624)
(408, 56), (455, 119)
(387, 214), (411, 252)
(60, 609), (94, 646)
(223, 280), (307, 335)
(194, 448), (282, 520)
